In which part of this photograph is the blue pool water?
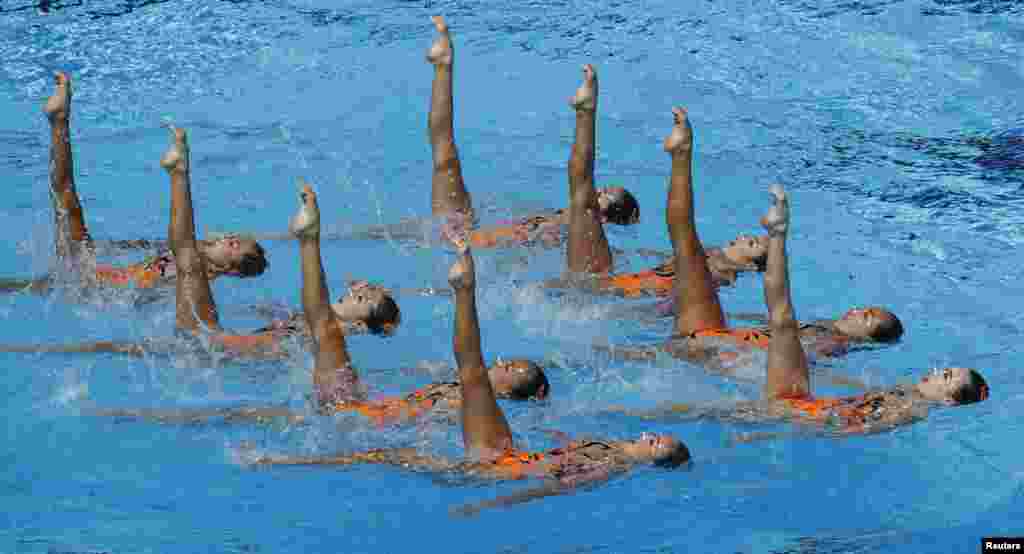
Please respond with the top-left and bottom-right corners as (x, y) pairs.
(2, 1), (1023, 552)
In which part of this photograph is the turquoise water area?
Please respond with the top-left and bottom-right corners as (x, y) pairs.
(1, 1), (1022, 552)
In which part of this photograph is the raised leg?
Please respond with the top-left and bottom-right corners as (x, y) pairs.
(43, 72), (91, 262)
(289, 183), (360, 407)
(664, 107), (726, 336)
(447, 232), (514, 459)
(161, 127), (220, 332)
(761, 184), (810, 400)
(566, 64), (612, 275)
(427, 16), (472, 217)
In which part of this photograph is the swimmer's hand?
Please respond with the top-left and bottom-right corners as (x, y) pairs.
(446, 231), (475, 291)
(759, 183), (789, 236)
(289, 181), (320, 239)
(159, 125), (189, 174)
(663, 107), (693, 154)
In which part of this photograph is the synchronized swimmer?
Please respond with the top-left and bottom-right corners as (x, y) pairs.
(599, 108), (905, 369)
(6, 15), (992, 515)
(101, 184), (549, 427)
(43, 72), (267, 290)
(610, 184), (987, 436)
(253, 231), (691, 502)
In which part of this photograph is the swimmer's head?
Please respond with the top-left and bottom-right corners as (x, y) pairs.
(200, 234), (268, 277)
(721, 234), (768, 270)
(618, 433), (690, 468)
(331, 280), (401, 335)
(833, 307), (903, 342)
(915, 367), (989, 406)
(598, 187), (640, 226)
(488, 359), (549, 400)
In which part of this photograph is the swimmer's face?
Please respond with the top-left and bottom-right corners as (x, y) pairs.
(331, 280), (401, 335)
(201, 235), (268, 277)
(833, 307), (903, 342)
(721, 234), (767, 268)
(598, 187), (640, 226)
(619, 433), (690, 468)
(597, 187), (624, 213)
(488, 359), (549, 400)
(915, 367), (973, 404)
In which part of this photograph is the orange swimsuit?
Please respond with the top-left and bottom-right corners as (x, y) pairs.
(603, 250), (738, 298)
(482, 441), (618, 480)
(779, 389), (910, 427)
(691, 327), (773, 350)
(684, 324), (853, 360)
(329, 382), (460, 425)
(484, 449), (550, 479)
(780, 396), (844, 419)
(469, 215), (561, 249)
(94, 254), (173, 289)
(605, 262), (675, 297)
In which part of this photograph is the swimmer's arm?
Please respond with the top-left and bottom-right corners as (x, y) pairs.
(604, 398), (762, 423)
(210, 332), (288, 358)
(92, 405), (305, 425)
(394, 286), (453, 298)
(600, 402), (700, 421)
(243, 310), (369, 338)
(251, 448), (456, 472)
(453, 465), (615, 517)
(830, 411), (923, 437)
(726, 420), (909, 443)
(0, 340), (146, 356)
(0, 276), (51, 295)
(451, 481), (572, 517)
(234, 302), (298, 323)
(726, 431), (788, 446)
(592, 339), (721, 365)
(252, 220), (436, 245)
(543, 273), (657, 297)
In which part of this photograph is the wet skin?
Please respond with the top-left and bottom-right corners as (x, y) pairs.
(250, 108), (690, 513)
(29, 72), (268, 295)
(613, 185), (987, 436)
